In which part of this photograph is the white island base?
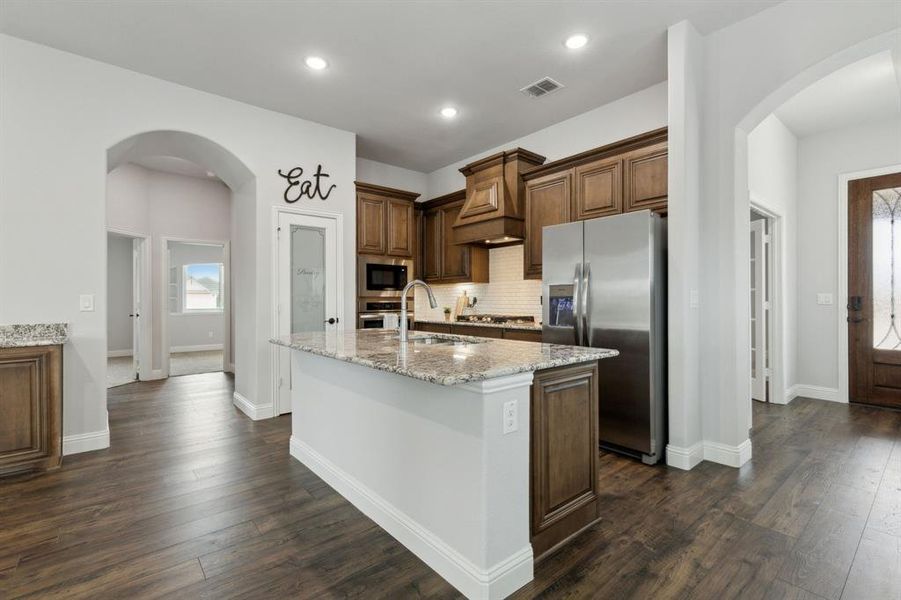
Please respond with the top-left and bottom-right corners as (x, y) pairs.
(289, 351), (534, 600)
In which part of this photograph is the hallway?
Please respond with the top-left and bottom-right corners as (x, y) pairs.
(1, 374), (899, 598)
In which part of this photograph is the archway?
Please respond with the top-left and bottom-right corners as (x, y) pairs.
(105, 130), (257, 424)
(731, 29), (901, 429)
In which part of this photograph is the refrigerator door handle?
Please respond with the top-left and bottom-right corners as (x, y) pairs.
(582, 262), (591, 346)
(573, 263), (583, 346)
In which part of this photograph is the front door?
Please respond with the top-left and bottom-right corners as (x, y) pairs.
(849, 172), (901, 408)
(276, 211), (341, 415)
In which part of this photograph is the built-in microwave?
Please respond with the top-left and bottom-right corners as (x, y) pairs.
(358, 255), (413, 297)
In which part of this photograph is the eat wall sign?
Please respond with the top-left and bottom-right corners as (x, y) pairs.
(277, 164), (337, 203)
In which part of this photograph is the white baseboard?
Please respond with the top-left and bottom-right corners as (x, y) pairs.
(226, 362), (235, 373)
(63, 427), (110, 455)
(144, 369), (166, 381)
(786, 384), (844, 404)
(703, 439), (753, 468)
(107, 349), (133, 358)
(666, 442), (704, 470)
(233, 391), (273, 420)
(290, 436), (533, 600)
(170, 344), (223, 353)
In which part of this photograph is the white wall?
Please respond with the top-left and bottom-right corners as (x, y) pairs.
(747, 114), (799, 398)
(797, 116), (901, 390)
(168, 241), (226, 350)
(107, 164), (231, 369)
(356, 157), (428, 199)
(426, 82), (668, 199)
(0, 35), (356, 450)
(106, 234), (133, 353)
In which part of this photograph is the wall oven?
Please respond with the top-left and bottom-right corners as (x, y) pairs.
(358, 255), (413, 297)
(357, 299), (414, 330)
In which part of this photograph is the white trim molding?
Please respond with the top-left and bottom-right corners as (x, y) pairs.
(666, 442), (704, 470)
(233, 391), (273, 421)
(703, 439), (753, 468)
(170, 343), (224, 353)
(786, 384), (843, 404)
(107, 349), (133, 358)
(63, 427), (110, 455)
(290, 436), (533, 600)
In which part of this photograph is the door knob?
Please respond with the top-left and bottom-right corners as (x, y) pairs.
(324, 317), (338, 325)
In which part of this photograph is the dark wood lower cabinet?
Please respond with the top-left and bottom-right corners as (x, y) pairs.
(414, 321), (542, 341)
(530, 361), (600, 560)
(0, 344), (63, 475)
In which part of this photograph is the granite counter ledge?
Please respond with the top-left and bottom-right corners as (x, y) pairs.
(0, 323), (69, 348)
(269, 329), (614, 386)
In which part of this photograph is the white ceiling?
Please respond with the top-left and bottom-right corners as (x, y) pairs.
(0, 0), (778, 172)
(775, 50), (901, 138)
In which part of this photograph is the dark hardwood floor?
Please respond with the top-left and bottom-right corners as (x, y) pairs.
(1, 373), (899, 599)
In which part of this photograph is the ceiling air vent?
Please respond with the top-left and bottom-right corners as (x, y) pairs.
(520, 77), (564, 98)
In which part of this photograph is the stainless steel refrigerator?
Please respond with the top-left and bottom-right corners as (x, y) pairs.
(542, 210), (666, 464)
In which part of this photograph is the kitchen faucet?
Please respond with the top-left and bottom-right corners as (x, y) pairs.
(399, 279), (437, 342)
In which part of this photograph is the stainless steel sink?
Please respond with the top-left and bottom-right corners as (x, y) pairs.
(405, 335), (486, 346)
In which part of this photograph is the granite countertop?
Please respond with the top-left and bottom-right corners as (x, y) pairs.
(415, 319), (543, 332)
(270, 329), (616, 386)
(0, 323), (69, 348)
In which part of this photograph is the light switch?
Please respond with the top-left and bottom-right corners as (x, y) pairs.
(79, 294), (95, 312)
(817, 293), (833, 306)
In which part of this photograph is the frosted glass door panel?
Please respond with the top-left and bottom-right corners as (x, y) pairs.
(290, 225), (326, 333)
(873, 188), (901, 350)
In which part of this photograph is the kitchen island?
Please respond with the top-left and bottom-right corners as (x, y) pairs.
(271, 329), (616, 600)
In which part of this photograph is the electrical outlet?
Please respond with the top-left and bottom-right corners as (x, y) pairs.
(502, 400), (518, 434)
(208, 330), (214, 338)
(817, 293), (834, 306)
(79, 294), (95, 312)
(689, 290), (700, 309)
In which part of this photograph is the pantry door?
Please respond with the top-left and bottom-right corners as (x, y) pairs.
(276, 209), (342, 415)
(848, 172), (901, 408)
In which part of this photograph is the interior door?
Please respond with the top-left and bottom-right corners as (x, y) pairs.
(849, 173), (901, 408)
(131, 238), (141, 380)
(277, 211), (340, 415)
(750, 219), (767, 402)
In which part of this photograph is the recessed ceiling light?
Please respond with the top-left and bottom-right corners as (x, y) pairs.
(205, 171), (215, 178)
(564, 34), (588, 50)
(440, 107), (458, 119)
(305, 56), (328, 70)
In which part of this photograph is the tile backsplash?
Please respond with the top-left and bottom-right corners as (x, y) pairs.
(414, 245), (542, 322)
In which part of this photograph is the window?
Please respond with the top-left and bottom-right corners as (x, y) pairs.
(182, 263), (224, 312)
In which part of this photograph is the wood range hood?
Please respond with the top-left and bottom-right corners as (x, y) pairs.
(453, 147), (546, 246)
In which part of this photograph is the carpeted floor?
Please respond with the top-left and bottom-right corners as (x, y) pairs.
(107, 350), (224, 388)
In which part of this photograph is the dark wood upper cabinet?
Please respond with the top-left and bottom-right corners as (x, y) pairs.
(623, 142), (667, 213)
(0, 344), (63, 476)
(357, 193), (386, 255)
(573, 157), (622, 220)
(520, 128), (667, 279)
(420, 191), (488, 284)
(422, 208), (442, 280)
(386, 198), (414, 257)
(355, 182), (420, 258)
(524, 171), (572, 280)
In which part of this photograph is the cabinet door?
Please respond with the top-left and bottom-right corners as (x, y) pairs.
(524, 171), (572, 279)
(530, 362), (599, 559)
(422, 209), (442, 281)
(440, 202), (472, 281)
(357, 194), (386, 254)
(386, 199), (414, 257)
(452, 324), (503, 339)
(623, 143), (667, 213)
(416, 322), (452, 334)
(573, 157), (622, 220)
(503, 329), (542, 343)
(0, 345), (62, 475)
